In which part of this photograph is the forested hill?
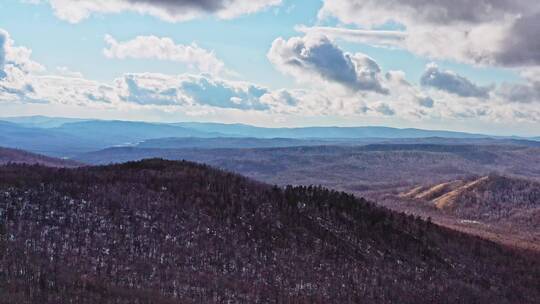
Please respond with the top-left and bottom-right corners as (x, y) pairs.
(1, 159), (539, 303)
(402, 175), (540, 233)
(0, 147), (80, 167)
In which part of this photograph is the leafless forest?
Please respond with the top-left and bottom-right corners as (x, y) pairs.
(1, 160), (540, 303)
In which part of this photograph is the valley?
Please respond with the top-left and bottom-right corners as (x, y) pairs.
(1, 117), (540, 303)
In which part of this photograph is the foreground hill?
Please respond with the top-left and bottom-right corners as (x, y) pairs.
(0, 147), (80, 167)
(1, 160), (539, 303)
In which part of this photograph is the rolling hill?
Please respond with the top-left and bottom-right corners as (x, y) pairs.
(1, 159), (539, 303)
(401, 175), (540, 224)
(74, 144), (540, 193)
(0, 147), (81, 167)
(397, 175), (540, 250)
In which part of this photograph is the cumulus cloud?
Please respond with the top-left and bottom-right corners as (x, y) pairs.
(55, 66), (84, 78)
(33, 0), (281, 23)
(320, 0), (536, 26)
(318, 0), (540, 67)
(180, 76), (270, 110)
(495, 13), (540, 67)
(0, 30), (6, 79)
(416, 96), (434, 108)
(0, 29), (43, 76)
(268, 34), (388, 94)
(496, 69), (540, 103)
(0, 29), (46, 103)
(4, 27), (540, 130)
(104, 35), (227, 75)
(295, 25), (406, 47)
(116, 73), (271, 110)
(31, 76), (116, 106)
(420, 64), (491, 98)
(374, 103), (395, 116)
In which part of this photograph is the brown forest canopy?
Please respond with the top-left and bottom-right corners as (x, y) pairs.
(1, 159), (539, 303)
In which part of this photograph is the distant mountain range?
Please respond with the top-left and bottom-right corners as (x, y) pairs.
(0, 116), (538, 157)
(0, 121), (102, 157)
(173, 121), (493, 139)
(0, 115), (87, 128)
(135, 137), (375, 149)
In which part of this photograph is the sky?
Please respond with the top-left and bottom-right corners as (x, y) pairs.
(1, 0), (540, 136)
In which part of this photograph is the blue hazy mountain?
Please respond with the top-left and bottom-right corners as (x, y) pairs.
(2, 116), (502, 140)
(52, 120), (224, 146)
(0, 119), (222, 156)
(1, 115), (87, 128)
(2, 116), (538, 158)
(173, 122), (491, 139)
(0, 121), (102, 156)
(135, 137), (364, 149)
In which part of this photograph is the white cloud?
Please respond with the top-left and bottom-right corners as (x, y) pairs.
(420, 64), (491, 98)
(268, 34), (388, 94)
(496, 68), (540, 104)
(0, 29), (45, 103)
(3, 27), (540, 133)
(104, 35), (227, 76)
(0, 30), (6, 79)
(55, 66), (85, 78)
(115, 73), (271, 110)
(31, 0), (281, 23)
(296, 25), (406, 47)
(318, 0), (540, 67)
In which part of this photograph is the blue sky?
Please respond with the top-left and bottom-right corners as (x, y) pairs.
(1, 0), (539, 136)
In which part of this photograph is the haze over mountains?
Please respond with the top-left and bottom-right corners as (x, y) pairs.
(1, 116), (534, 158)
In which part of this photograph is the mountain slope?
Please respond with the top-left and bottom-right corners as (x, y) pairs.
(0, 121), (103, 157)
(0, 147), (81, 167)
(1, 160), (539, 303)
(402, 175), (540, 224)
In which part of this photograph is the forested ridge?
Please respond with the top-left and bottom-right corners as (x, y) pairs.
(0, 147), (80, 168)
(1, 159), (539, 303)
